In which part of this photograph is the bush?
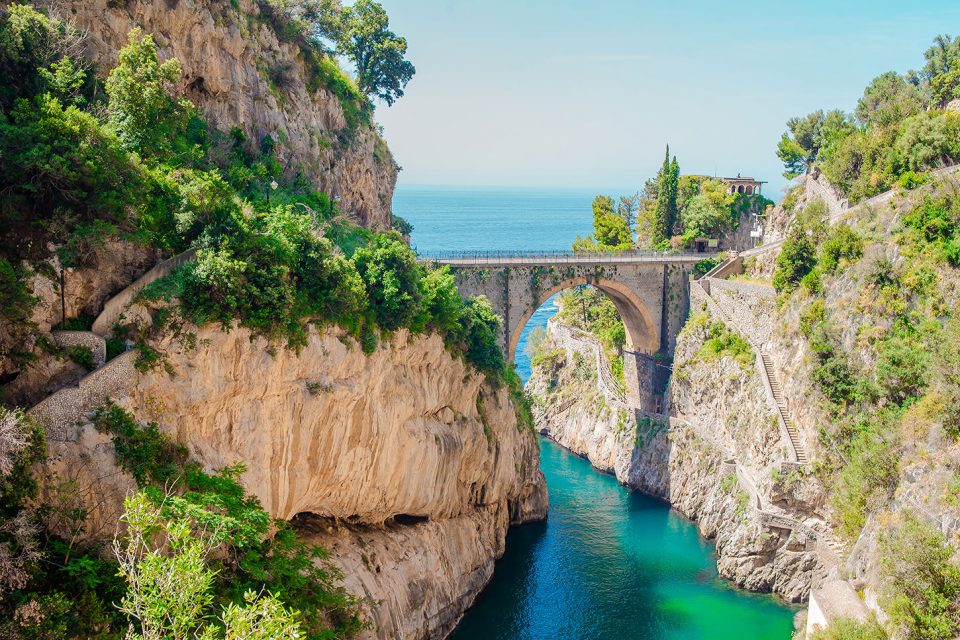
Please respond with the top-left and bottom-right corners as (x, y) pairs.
(820, 224), (864, 273)
(698, 321), (753, 368)
(832, 426), (899, 539)
(93, 402), (187, 486)
(773, 228), (817, 293)
(95, 404), (364, 638)
(692, 257), (718, 278)
(881, 514), (960, 639)
(875, 335), (929, 405)
(462, 296), (504, 377)
(351, 233), (423, 332)
(810, 617), (887, 640)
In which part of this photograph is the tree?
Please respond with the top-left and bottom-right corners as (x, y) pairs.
(351, 232), (423, 330)
(618, 193), (639, 230)
(776, 110), (855, 178)
(856, 71), (924, 128)
(772, 227), (817, 292)
(588, 195), (632, 249)
(106, 28), (190, 155)
(920, 34), (960, 107)
(114, 492), (303, 640)
(592, 195), (615, 218)
(651, 146), (679, 246)
(680, 194), (728, 241)
(337, 0), (415, 106)
(594, 212), (633, 249)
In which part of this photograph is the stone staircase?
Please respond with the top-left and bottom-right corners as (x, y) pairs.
(760, 352), (807, 464)
(28, 249), (200, 441)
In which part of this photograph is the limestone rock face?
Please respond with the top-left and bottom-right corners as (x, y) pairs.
(41, 0), (397, 229)
(42, 325), (546, 639)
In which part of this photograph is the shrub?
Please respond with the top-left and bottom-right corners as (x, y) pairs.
(93, 403), (187, 486)
(773, 228), (817, 293)
(832, 419), (899, 539)
(875, 336), (929, 405)
(881, 514), (960, 639)
(692, 257), (718, 278)
(820, 224), (864, 273)
(462, 296), (504, 377)
(810, 617), (887, 640)
(351, 233), (423, 332)
(698, 321), (753, 368)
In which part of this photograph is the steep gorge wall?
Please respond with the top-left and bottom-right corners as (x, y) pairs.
(40, 325), (547, 639)
(528, 309), (822, 602)
(40, 0), (397, 229)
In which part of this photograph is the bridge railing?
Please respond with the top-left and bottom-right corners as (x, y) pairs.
(416, 248), (720, 262)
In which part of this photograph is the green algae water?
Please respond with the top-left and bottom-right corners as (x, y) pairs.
(395, 185), (796, 639)
(450, 439), (795, 639)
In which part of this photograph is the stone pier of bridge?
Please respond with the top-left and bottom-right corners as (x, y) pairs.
(425, 252), (710, 413)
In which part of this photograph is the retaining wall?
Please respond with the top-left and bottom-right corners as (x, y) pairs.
(92, 248), (197, 336)
(28, 351), (138, 442)
(52, 331), (106, 368)
(705, 278), (776, 347)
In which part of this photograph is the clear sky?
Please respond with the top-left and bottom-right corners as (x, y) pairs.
(372, 0), (960, 199)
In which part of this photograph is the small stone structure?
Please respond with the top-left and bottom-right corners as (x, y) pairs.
(805, 580), (870, 636)
(721, 174), (766, 196)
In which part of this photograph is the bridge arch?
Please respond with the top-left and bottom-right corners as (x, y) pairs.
(507, 276), (658, 362)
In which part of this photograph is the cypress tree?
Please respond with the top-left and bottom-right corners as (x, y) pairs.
(666, 155), (680, 237)
(652, 145), (679, 246)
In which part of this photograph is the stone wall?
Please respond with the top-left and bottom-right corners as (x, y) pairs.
(91, 248), (197, 336)
(704, 279), (776, 348)
(28, 351), (138, 442)
(52, 331), (107, 368)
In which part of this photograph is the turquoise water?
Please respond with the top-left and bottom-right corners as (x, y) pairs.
(451, 440), (795, 640)
(393, 185), (795, 639)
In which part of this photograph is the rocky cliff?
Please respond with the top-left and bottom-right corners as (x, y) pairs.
(41, 324), (547, 639)
(528, 309), (821, 602)
(39, 0), (397, 229)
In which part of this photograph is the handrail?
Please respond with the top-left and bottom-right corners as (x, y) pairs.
(417, 248), (720, 261)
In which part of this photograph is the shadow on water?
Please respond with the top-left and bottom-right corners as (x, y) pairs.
(450, 440), (796, 640)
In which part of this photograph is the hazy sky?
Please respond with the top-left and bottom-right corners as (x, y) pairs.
(373, 1), (960, 198)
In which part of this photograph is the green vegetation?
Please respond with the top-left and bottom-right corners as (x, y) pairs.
(779, 179), (960, 542)
(0, 5), (505, 388)
(92, 404), (365, 639)
(695, 317), (753, 368)
(881, 514), (960, 639)
(777, 35), (960, 201)
(809, 617), (887, 640)
(556, 287), (626, 358)
(572, 195), (634, 252)
(572, 144), (770, 252)
(651, 145), (680, 246)
(773, 200), (863, 294)
(260, 0), (414, 108)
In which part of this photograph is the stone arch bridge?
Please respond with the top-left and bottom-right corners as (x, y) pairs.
(422, 250), (714, 412)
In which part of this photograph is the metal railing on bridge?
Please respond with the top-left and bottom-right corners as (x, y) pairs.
(416, 248), (720, 265)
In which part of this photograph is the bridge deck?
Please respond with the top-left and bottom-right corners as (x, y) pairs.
(418, 250), (719, 266)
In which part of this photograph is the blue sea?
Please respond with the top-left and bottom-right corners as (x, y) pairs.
(392, 184), (794, 640)
(395, 185), (598, 381)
